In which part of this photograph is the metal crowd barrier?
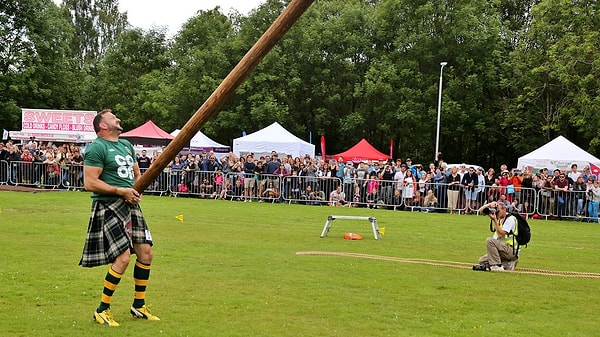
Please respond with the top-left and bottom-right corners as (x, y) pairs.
(0, 160), (8, 185)
(8, 160), (35, 186)
(2, 161), (596, 222)
(61, 163), (85, 190)
(282, 175), (342, 205)
(1, 161), (110, 191)
(168, 169), (234, 199)
(534, 187), (592, 220)
(140, 167), (170, 196)
(6, 160), (67, 189)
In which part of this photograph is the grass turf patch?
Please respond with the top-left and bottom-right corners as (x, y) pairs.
(0, 191), (599, 336)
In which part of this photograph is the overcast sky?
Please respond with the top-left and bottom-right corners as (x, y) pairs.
(53, 0), (266, 35)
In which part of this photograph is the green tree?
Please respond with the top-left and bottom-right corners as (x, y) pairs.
(168, 8), (240, 144)
(2, 0), (598, 165)
(0, 0), (76, 130)
(92, 28), (171, 129)
(366, 0), (511, 165)
(224, 0), (378, 153)
(510, 0), (600, 154)
(61, 0), (127, 70)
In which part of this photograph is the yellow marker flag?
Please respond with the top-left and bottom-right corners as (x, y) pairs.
(379, 227), (385, 236)
(175, 214), (184, 222)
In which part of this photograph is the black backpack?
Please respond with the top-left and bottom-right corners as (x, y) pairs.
(489, 211), (531, 247)
(509, 211), (531, 247)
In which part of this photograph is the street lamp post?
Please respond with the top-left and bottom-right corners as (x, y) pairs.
(435, 62), (448, 163)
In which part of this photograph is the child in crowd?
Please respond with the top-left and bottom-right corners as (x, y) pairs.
(423, 189), (438, 212)
(366, 173), (379, 209)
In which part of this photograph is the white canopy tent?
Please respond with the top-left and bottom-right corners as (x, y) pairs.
(233, 122), (315, 158)
(170, 129), (230, 154)
(517, 136), (600, 170)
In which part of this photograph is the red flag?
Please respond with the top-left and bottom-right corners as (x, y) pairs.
(389, 138), (394, 159)
(590, 162), (600, 177)
(320, 135), (326, 160)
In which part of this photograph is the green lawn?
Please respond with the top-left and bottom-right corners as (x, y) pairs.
(0, 191), (599, 336)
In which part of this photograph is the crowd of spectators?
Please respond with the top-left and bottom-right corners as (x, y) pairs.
(0, 137), (84, 188)
(156, 150), (600, 221)
(2, 139), (599, 222)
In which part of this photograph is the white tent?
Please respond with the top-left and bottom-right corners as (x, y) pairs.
(233, 122), (315, 158)
(170, 129), (230, 154)
(517, 136), (600, 170)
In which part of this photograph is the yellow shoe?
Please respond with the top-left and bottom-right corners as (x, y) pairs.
(94, 309), (120, 326)
(130, 305), (160, 321)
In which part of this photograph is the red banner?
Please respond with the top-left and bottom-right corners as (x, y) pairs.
(590, 162), (600, 177)
(321, 135), (326, 160)
(389, 138), (394, 159)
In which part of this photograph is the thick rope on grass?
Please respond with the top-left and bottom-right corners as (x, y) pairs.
(296, 251), (600, 279)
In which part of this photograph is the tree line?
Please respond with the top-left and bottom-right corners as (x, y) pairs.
(1, 0), (598, 169)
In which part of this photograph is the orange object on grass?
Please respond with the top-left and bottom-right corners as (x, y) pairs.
(344, 232), (363, 240)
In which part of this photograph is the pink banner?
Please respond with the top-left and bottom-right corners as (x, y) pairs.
(21, 109), (96, 133)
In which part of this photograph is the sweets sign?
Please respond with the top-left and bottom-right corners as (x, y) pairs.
(21, 109), (96, 133)
(9, 108), (98, 142)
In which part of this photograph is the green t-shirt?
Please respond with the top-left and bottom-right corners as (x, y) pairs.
(84, 137), (136, 200)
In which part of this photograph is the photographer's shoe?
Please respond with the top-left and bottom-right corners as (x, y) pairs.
(490, 265), (505, 272)
(472, 264), (489, 271)
(505, 260), (518, 271)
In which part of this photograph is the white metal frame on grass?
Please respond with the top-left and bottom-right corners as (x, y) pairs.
(320, 215), (382, 240)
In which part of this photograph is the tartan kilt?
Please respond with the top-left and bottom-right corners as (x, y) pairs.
(79, 199), (153, 268)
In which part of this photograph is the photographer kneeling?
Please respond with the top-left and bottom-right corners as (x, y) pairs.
(473, 201), (518, 271)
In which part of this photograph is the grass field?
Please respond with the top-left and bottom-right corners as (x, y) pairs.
(1, 190), (599, 336)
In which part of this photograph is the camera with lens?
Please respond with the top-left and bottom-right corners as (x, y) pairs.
(482, 206), (497, 215)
